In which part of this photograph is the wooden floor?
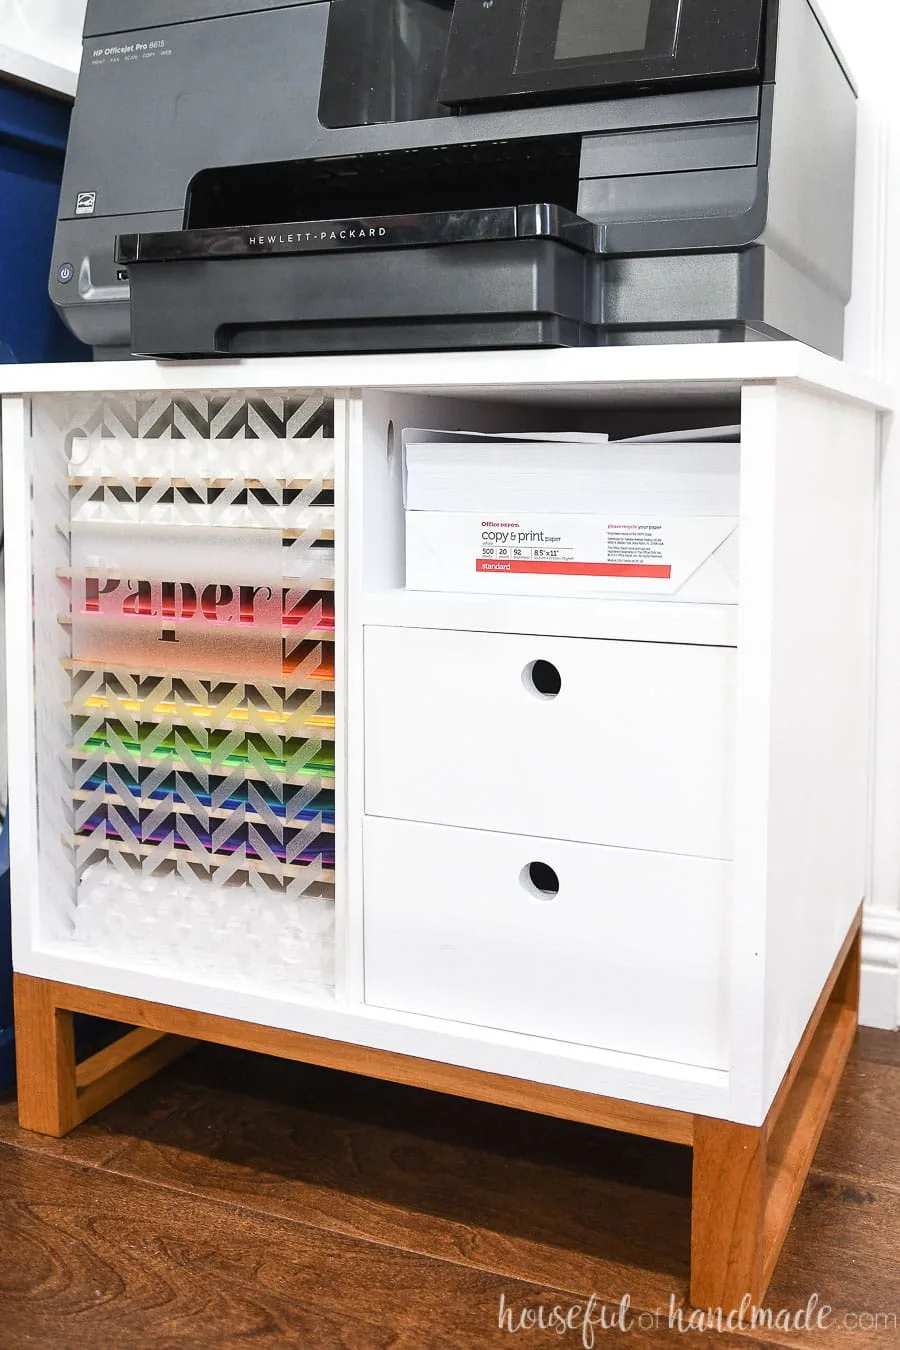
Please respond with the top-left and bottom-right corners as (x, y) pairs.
(0, 1028), (896, 1349)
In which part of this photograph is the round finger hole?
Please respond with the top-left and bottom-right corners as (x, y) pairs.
(521, 861), (560, 901)
(524, 659), (562, 699)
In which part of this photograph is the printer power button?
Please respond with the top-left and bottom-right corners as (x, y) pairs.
(57, 264), (75, 285)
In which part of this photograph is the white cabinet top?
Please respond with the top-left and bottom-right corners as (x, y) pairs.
(0, 0), (85, 97)
(0, 343), (893, 409)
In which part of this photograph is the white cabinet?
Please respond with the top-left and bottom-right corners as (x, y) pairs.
(1, 349), (888, 1314)
(0, 344), (889, 1127)
(364, 625), (736, 859)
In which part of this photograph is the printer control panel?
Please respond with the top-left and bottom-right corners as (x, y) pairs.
(320, 0), (766, 127)
(439, 0), (766, 109)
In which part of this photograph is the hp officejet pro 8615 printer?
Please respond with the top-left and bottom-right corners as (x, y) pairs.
(51, 0), (857, 358)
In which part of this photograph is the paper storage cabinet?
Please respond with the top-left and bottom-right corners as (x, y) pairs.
(0, 346), (889, 1312)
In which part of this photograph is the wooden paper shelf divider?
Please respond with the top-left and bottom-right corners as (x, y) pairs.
(56, 568), (337, 593)
(67, 476), (336, 491)
(61, 659), (336, 693)
(67, 748), (335, 786)
(55, 526), (337, 542)
(63, 834), (336, 883)
(66, 702), (337, 740)
(69, 786), (336, 833)
(56, 614), (337, 641)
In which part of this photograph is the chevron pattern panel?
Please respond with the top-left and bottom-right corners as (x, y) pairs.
(30, 391), (337, 992)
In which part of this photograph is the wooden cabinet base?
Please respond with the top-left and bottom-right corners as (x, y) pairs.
(13, 914), (860, 1312)
(691, 915), (861, 1309)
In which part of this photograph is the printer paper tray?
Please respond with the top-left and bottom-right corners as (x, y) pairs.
(123, 238), (601, 359)
(117, 204), (596, 266)
(119, 204), (603, 359)
(115, 202), (776, 360)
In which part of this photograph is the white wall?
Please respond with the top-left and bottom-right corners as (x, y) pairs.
(818, 0), (900, 1027)
(0, 0), (86, 96)
(826, 0), (900, 382)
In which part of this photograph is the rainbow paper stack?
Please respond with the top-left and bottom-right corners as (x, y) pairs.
(58, 398), (338, 990)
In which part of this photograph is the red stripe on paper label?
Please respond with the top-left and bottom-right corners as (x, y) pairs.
(476, 559), (672, 579)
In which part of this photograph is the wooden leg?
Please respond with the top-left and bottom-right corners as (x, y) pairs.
(14, 974), (193, 1138)
(690, 1118), (766, 1310)
(14, 974), (79, 1136)
(690, 919), (861, 1311)
(24, 977), (696, 1144)
(761, 939), (858, 1293)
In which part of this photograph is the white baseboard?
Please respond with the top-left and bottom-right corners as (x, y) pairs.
(861, 905), (900, 1029)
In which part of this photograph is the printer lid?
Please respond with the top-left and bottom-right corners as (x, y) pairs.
(83, 0), (321, 39)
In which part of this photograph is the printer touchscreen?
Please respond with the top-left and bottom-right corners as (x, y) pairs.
(552, 0), (655, 60)
(319, 0), (763, 125)
(517, 0), (674, 71)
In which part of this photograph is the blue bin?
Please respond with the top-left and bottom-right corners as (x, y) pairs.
(1, 77), (88, 1085)
(0, 820), (12, 1089)
(0, 78), (88, 364)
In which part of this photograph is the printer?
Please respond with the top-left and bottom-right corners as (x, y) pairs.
(50, 0), (857, 359)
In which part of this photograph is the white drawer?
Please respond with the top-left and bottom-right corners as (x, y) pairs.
(364, 626), (735, 859)
(363, 817), (730, 1071)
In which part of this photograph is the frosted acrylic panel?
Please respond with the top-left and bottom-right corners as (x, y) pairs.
(29, 391), (337, 996)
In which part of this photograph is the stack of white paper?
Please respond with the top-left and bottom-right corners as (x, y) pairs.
(405, 438), (740, 516)
(619, 424), (741, 444)
(403, 425), (741, 604)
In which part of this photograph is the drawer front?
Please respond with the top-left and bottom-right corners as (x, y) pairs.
(364, 818), (730, 1070)
(365, 626), (734, 859)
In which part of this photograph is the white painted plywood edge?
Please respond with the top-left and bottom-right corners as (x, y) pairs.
(19, 942), (734, 1118)
(0, 44), (76, 97)
(790, 344), (896, 412)
(0, 344), (893, 410)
